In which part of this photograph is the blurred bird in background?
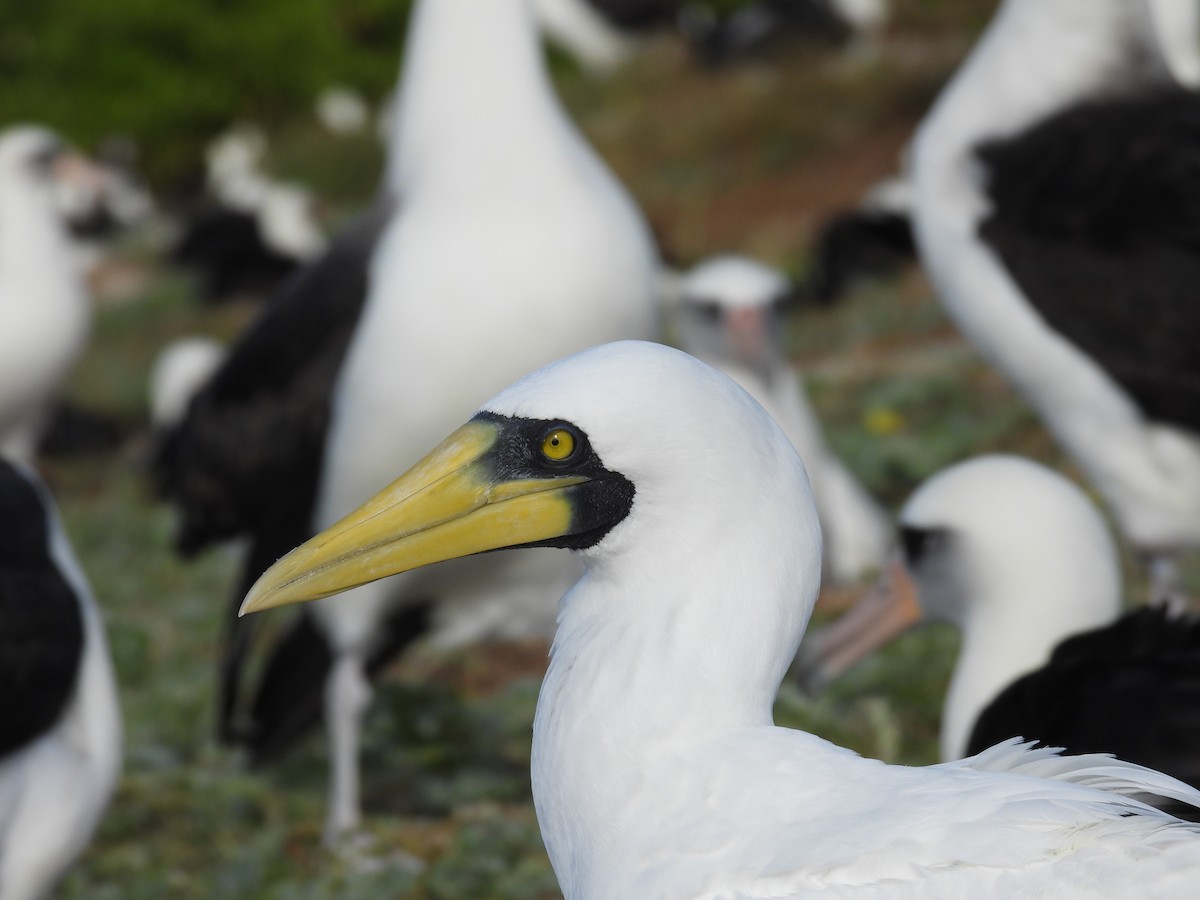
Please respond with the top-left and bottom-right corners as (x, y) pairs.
(668, 254), (892, 583)
(799, 455), (1200, 807)
(912, 0), (1200, 604)
(0, 459), (121, 900)
(170, 125), (327, 303)
(0, 128), (96, 463)
(156, 0), (660, 842)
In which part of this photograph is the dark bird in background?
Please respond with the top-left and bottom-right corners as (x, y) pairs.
(170, 126), (326, 304)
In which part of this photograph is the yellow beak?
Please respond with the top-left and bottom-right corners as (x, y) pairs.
(239, 420), (587, 616)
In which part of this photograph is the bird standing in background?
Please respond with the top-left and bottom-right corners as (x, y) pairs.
(243, 340), (1200, 900)
(911, 0), (1200, 602)
(158, 0), (659, 842)
(0, 127), (94, 463)
(671, 254), (891, 583)
(0, 459), (121, 900)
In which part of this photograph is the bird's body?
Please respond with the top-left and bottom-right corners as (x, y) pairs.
(673, 255), (890, 582)
(0, 128), (92, 462)
(911, 0), (1200, 596)
(243, 340), (1200, 899)
(0, 459), (120, 900)
(160, 0), (658, 838)
(307, 0), (657, 835)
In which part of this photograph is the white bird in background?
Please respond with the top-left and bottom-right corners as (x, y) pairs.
(0, 459), (121, 900)
(797, 456), (1187, 757)
(911, 0), (1200, 601)
(158, 0), (659, 843)
(171, 124), (326, 302)
(671, 254), (891, 583)
(244, 340), (1200, 900)
(0, 127), (94, 463)
(306, 0), (658, 839)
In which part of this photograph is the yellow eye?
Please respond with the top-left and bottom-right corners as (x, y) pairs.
(541, 428), (576, 461)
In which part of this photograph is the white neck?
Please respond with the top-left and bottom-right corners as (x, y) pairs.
(0, 174), (71, 281)
(940, 535), (1121, 760)
(384, 0), (587, 196)
(531, 463), (820, 897)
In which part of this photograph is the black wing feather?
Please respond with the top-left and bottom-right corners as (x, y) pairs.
(967, 607), (1200, 794)
(800, 208), (915, 304)
(170, 206), (300, 303)
(0, 463), (84, 760)
(154, 200), (394, 751)
(154, 199), (393, 556)
(977, 89), (1200, 431)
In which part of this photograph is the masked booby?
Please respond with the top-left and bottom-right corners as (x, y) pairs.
(0, 127), (93, 463)
(672, 254), (891, 582)
(911, 0), (1200, 602)
(0, 458), (121, 900)
(798, 455), (1200, 792)
(242, 340), (1200, 899)
(160, 0), (659, 841)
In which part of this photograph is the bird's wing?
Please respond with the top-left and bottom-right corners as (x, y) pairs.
(153, 199), (393, 556)
(976, 89), (1200, 431)
(967, 610), (1200, 798)
(153, 199), (394, 748)
(0, 466), (84, 760)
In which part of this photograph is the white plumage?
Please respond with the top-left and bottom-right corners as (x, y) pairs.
(0, 127), (93, 462)
(148, 336), (227, 432)
(244, 340), (1200, 899)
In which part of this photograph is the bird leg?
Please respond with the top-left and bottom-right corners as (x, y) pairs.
(323, 652), (373, 844)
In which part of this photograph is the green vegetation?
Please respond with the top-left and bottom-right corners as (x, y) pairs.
(0, 0), (411, 185)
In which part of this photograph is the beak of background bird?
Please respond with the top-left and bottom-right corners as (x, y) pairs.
(793, 557), (922, 694)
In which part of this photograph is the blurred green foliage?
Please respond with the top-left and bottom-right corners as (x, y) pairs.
(0, 0), (412, 186)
